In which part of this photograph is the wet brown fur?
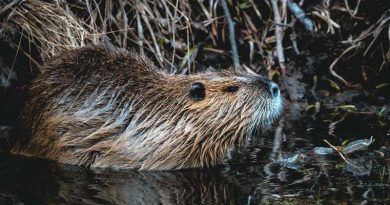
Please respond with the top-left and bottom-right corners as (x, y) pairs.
(11, 43), (282, 170)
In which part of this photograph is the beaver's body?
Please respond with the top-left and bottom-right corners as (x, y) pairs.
(12, 43), (282, 170)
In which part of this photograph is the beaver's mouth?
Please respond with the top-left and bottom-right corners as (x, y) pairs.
(269, 95), (283, 121)
(244, 95), (283, 145)
(260, 95), (283, 126)
(256, 80), (283, 128)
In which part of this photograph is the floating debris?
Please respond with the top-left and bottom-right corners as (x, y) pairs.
(346, 155), (373, 176)
(313, 147), (335, 155)
(342, 137), (374, 155)
(279, 153), (308, 170)
(315, 137), (375, 157)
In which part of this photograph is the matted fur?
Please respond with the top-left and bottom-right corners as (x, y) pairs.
(12, 43), (282, 170)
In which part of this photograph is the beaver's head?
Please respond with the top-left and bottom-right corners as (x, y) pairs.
(116, 65), (283, 170)
(186, 72), (282, 134)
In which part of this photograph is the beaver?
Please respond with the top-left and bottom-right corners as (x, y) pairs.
(11, 42), (282, 170)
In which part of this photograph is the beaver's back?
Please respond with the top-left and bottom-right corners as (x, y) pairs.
(14, 44), (160, 165)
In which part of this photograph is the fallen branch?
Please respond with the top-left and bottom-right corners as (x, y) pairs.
(220, 0), (240, 69)
(270, 0), (286, 73)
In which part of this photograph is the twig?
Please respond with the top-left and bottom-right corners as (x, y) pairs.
(220, 0), (240, 69)
(328, 112), (347, 138)
(329, 43), (360, 87)
(8, 41), (41, 68)
(138, 3), (164, 67)
(286, 0), (313, 32)
(119, 0), (128, 48)
(136, 9), (145, 56)
(323, 139), (351, 164)
(312, 9), (340, 34)
(170, 0), (179, 73)
(0, 0), (19, 17)
(343, 0), (362, 18)
(8, 30), (23, 82)
(270, 0), (286, 73)
(289, 19), (300, 54)
(363, 16), (390, 56)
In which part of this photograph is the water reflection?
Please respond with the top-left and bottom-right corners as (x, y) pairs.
(0, 148), (389, 205)
(0, 154), (245, 205)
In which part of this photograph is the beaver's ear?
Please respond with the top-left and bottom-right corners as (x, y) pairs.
(96, 36), (114, 49)
(96, 37), (124, 54)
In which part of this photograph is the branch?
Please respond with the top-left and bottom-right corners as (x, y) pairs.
(270, 0), (286, 73)
(0, 0), (19, 17)
(286, 0), (314, 32)
(220, 0), (240, 69)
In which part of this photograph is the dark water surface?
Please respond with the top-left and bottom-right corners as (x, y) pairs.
(0, 107), (389, 205)
(0, 148), (388, 205)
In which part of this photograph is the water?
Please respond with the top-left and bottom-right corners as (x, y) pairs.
(0, 148), (388, 204)
(0, 107), (389, 205)
(0, 154), (244, 205)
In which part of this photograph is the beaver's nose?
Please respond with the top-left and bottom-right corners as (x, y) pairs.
(257, 77), (280, 98)
(269, 81), (280, 98)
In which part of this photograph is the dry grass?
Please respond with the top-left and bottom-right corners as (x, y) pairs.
(1, 0), (295, 74)
(1, 0), (388, 81)
(6, 0), (100, 60)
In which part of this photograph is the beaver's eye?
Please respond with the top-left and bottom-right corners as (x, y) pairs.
(224, 85), (239, 93)
(190, 82), (206, 101)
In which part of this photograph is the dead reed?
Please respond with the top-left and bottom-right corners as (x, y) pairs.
(1, 0), (388, 81)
